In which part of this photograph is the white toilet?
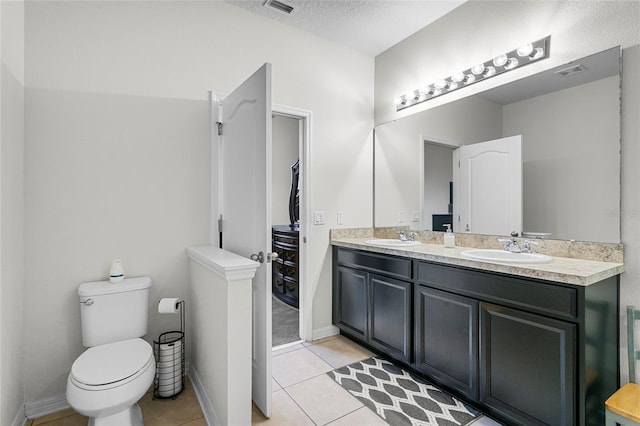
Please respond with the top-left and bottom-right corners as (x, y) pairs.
(66, 276), (155, 426)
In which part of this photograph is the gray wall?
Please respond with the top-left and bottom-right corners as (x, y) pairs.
(1, 0), (25, 424)
(506, 76), (620, 242)
(23, 0), (373, 405)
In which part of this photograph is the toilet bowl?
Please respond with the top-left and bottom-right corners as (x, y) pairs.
(66, 338), (155, 426)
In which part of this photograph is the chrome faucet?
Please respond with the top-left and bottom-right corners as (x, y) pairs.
(498, 238), (538, 253)
(521, 240), (539, 253)
(397, 230), (417, 241)
(498, 238), (522, 253)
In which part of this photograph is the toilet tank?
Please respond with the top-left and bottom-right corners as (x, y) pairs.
(78, 276), (152, 347)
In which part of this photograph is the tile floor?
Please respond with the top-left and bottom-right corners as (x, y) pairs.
(27, 379), (205, 426)
(29, 335), (503, 426)
(252, 334), (504, 426)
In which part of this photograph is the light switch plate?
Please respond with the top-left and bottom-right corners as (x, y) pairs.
(314, 211), (326, 225)
(337, 211), (344, 225)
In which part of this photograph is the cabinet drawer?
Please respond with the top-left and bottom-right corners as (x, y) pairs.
(273, 238), (298, 251)
(418, 262), (577, 320)
(336, 248), (412, 280)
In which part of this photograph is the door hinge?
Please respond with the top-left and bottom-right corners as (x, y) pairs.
(216, 121), (223, 136)
(218, 215), (223, 232)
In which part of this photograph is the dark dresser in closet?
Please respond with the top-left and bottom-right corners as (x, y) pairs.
(272, 225), (299, 308)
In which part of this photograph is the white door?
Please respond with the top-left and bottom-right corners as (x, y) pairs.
(219, 63), (273, 417)
(455, 135), (522, 235)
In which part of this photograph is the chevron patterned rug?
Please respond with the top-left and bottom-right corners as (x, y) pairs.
(328, 357), (480, 426)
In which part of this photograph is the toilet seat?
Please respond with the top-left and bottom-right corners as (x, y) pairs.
(70, 338), (154, 391)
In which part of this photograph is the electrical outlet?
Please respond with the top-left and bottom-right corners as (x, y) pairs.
(314, 211), (326, 225)
(337, 211), (344, 225)
(398, 211), (405, 223)
(412, 210), (420, 222)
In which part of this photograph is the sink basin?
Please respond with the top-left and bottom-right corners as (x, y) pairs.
(460, 249), (552, 264)
(365, 239), (421, 248)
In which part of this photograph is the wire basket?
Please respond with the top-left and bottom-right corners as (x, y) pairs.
(153, 330), (185, 399)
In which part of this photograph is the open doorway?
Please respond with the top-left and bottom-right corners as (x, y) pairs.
(271, 114), (302, 347)
(422, 140), (455, 232)
(270, 105), (311, 349)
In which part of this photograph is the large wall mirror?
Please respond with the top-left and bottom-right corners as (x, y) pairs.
(374, 46), (621, 243)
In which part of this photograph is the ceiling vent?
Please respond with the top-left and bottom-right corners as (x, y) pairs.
(264, 0), (296, 15)
(555, 64), (588, 78)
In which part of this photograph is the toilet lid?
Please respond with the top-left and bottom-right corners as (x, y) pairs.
(71, 338), (153, 386)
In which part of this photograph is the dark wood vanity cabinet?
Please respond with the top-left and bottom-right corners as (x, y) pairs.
(415, 286), (478, 400)
(334, 266), (367, 341)
(272, 225), (299, 308)
(332, 246), (619, 426)
(333, 248), (413, 363)
(479, 303), (576, 425)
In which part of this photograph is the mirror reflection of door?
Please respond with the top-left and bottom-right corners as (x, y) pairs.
(455, 135), (523, 236)
(422, 136), (523, 236)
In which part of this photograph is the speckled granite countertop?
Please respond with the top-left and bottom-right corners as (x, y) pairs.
(331, 237), (624, 287)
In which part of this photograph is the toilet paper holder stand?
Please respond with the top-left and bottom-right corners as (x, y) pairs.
(153, 300), (185, 400)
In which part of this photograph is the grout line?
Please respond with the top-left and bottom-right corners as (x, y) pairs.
(276, 387), (317, 425)
(323, 407), (376, 426)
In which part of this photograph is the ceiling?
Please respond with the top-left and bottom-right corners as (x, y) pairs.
(224, 0), (467, 56)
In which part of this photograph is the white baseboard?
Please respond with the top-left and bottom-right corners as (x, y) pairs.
(23, 393), (69, 420)
(11, 403), (26, 426)
(188, 365), (221, 426)
(312, 325), (339, 341)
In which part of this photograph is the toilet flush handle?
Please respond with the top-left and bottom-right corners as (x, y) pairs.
(80, 298), (94, 306)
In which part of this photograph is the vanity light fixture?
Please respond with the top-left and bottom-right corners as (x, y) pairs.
(395, 36), (551, 111)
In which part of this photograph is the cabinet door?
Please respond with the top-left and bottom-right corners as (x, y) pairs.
(333, 266), (368, 341)
(415, 286), (478, 399)
(480, 303), (576, 426)
(369, 274), (412, 363)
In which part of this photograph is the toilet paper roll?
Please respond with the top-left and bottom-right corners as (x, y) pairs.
(158, 298), (182, 314)
(157, 339), (183, 397)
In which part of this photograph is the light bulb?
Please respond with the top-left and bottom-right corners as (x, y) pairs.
(463, 74), (476, 84)
(493, 54), (508, 67)
(451, 72), (466, 83)
(530, 47), (544, 60)
(434, 79), (447, 89)
(504, 57), (519, 70)
(471, 63), (485, 75)
(394, 96), (406, 106)
(483, 66), (496, 77)
(517, 42), (534, 57)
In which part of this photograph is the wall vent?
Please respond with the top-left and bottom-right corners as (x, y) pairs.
(264, 0), (296, 14)
(555, 64), (588, 77)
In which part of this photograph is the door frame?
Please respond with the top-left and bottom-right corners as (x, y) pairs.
(419, 135), (460, 231)
(209, 92), (313, 342)
(273, 103), (312, 342)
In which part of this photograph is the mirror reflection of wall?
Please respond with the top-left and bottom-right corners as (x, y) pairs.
(375, 47), (621, 243)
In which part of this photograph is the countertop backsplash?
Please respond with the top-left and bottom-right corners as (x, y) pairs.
(330, 227), (624, 263)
